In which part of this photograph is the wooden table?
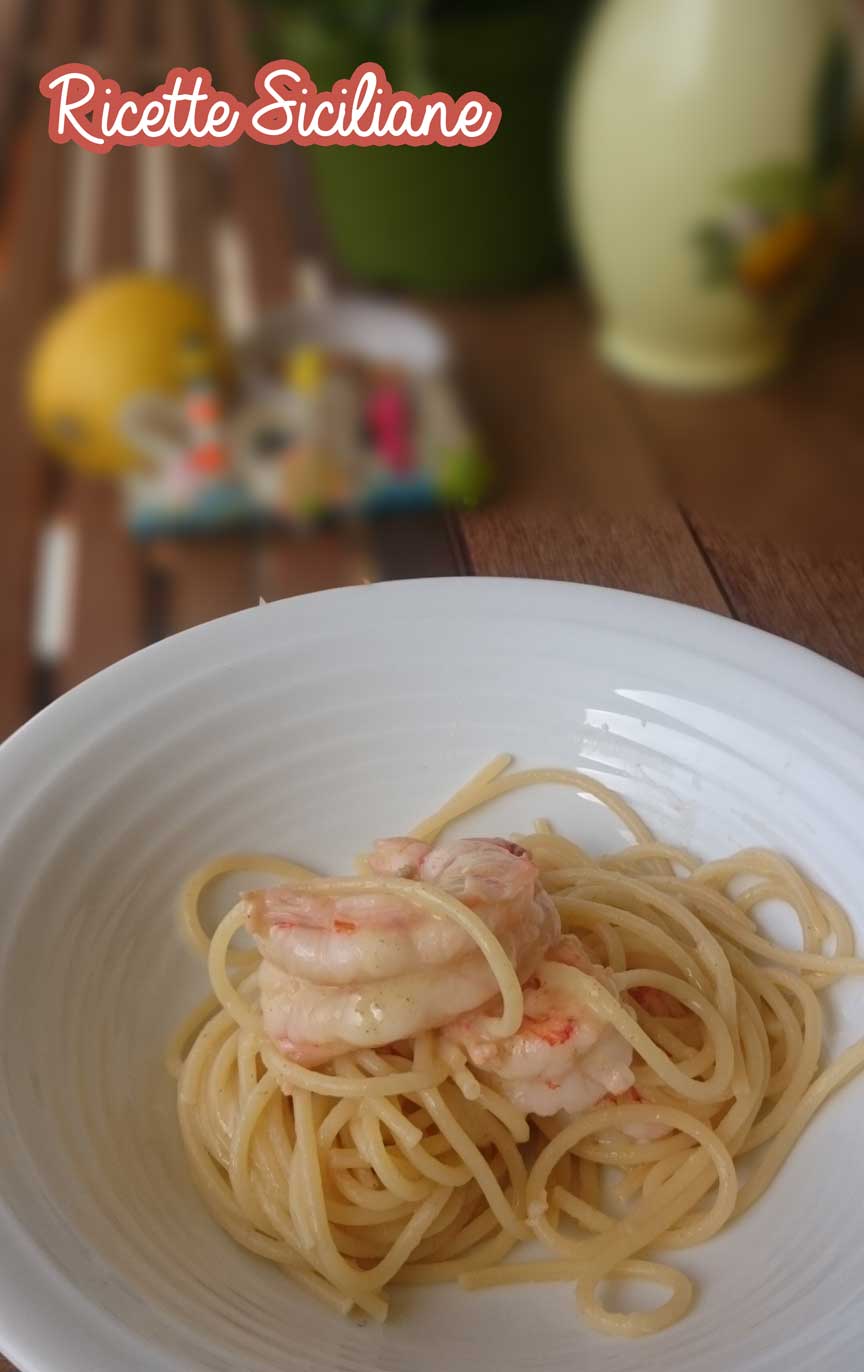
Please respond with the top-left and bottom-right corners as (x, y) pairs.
(1, 3), (864, 1367)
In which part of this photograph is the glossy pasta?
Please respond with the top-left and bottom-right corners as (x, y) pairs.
(168, 756), (864, 1335)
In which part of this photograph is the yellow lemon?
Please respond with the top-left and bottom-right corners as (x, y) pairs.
(27, 274), (229, 475)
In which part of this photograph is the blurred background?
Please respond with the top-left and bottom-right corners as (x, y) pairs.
(3, 0), (864, 746)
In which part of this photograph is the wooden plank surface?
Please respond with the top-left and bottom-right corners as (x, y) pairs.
(58, 0), (148, 693)
(151, 0), (264, 632)
(461, 505), (730, 613)
(621, 246), (864, 557)
(439, 293), (665, 508)
(209, 0), (295, 307)
(687, 522), (864, 673)
(443, 293), (727, 613)
(0, 0), (92, 736)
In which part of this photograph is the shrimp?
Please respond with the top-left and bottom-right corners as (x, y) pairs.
(444, 935), (636, 1118)
(248, 836), (560, 1066)
(246, 839), (549, 986)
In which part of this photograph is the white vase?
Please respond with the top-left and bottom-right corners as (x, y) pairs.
(568, 0), (862, 388)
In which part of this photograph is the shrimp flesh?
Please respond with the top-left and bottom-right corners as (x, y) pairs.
(444, 934), (636, 1117)
(248, 837), (560, 1066)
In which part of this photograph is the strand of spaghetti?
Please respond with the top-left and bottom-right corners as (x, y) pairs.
(259, 1038), (448, 1098)
(527, 1104), (737, 1275)
(354, 1110), (434, 1203)
(201, 1025), (240, 1167)
(737, 969), (823, 1152)
(659, 879), (864, 974)
(398, 1229), (518, 1285)
(229, 1070), (281, 1229)
(552, 1186), (614, 1234)
(270, 874), (525, 1039)
(543, 962), (735, 1103)
(164, 993), (221, 1078)
(569, 1130), (692, 1169)
(438, 1041), (481, 1100)
(600, 843), (701, 874)
(519, 833), (596, 872)
(414, 1083), (527, 1240)
(461, 1251), (693, 1337)
(420, 1189), (507, 1261)
(293, 1087), (452, 1296)
(181, 852), (318, 958)
(177, 1081), (300, 1265)
(411, 765), (655, 847)
(556, 896), (710, 991)
(408, 753), (515, 842)
(566, 873), (739, 1034)
(331, 1055), (425, 1151)
(693, 850), (828, 942)
(253, 1161), (390, 1321)
(318, 1097), (358, 1147)
(208, 906), (263, 1033)
(404, 1137), (474, 1187)
(735, 1037), (864, 1217)
(718, 941), (807, 1100)
(436, 1042), (531, 1142)
(577, 1260), (693, 1338)
(237, 1028), (260, 1103)
(653, 1005), (767, 1251)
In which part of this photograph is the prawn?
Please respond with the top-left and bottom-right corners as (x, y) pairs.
(444, 935), (636, 1118)
(247, 836), (560, 1066)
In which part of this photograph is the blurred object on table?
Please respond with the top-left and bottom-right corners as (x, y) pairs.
(27, 275), (231, 475)
(246, 0), (582, 293)
(25, 272), (490, 536)
(568, 0), (864, 389)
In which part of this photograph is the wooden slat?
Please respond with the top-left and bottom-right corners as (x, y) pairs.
(444, 294), (724, 608)
(622, 247), (864, 556)
(161, 0), (215, 292)
(154, 536), (259, 634)
(148, 0), (260, 631)
(258, 527), (373, 602)
(0, 0), (91, 736)
(687, 521), (864, 674)
(461, 505), (730, 613)
(369, 512), (469, 581)
(208, 0), (294, 306)
(207, 0), (380, 607)
(0, 0), (30, 152)
(440, 294), (665, 510)
(59, 0), (148, 692)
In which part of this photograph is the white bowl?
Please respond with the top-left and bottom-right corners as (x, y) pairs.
(1, 578), (863, 1372)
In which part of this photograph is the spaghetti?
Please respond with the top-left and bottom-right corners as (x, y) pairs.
(169, 756), (864, 1336)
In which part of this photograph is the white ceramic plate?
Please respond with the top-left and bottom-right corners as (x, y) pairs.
(1, 578), (863, 1372)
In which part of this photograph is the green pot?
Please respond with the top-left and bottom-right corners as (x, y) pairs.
(249, 2), (580, 293)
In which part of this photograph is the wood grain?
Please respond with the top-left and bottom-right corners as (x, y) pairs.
(258, 527), (373, 602)
(156, 535), (259, 633)
(209, 0), (294, 307)
(442, 293), (726, 613)
(621, 253), (864, 557)
(438, 293), (665, 510)
(461, 505), (730, 613)
(147, 0), (261, 632)
(688, 520), (864, 675)
(58, 0), (149, 693)
(0, 0), (92, 736)
(161, 0), (214, 294)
